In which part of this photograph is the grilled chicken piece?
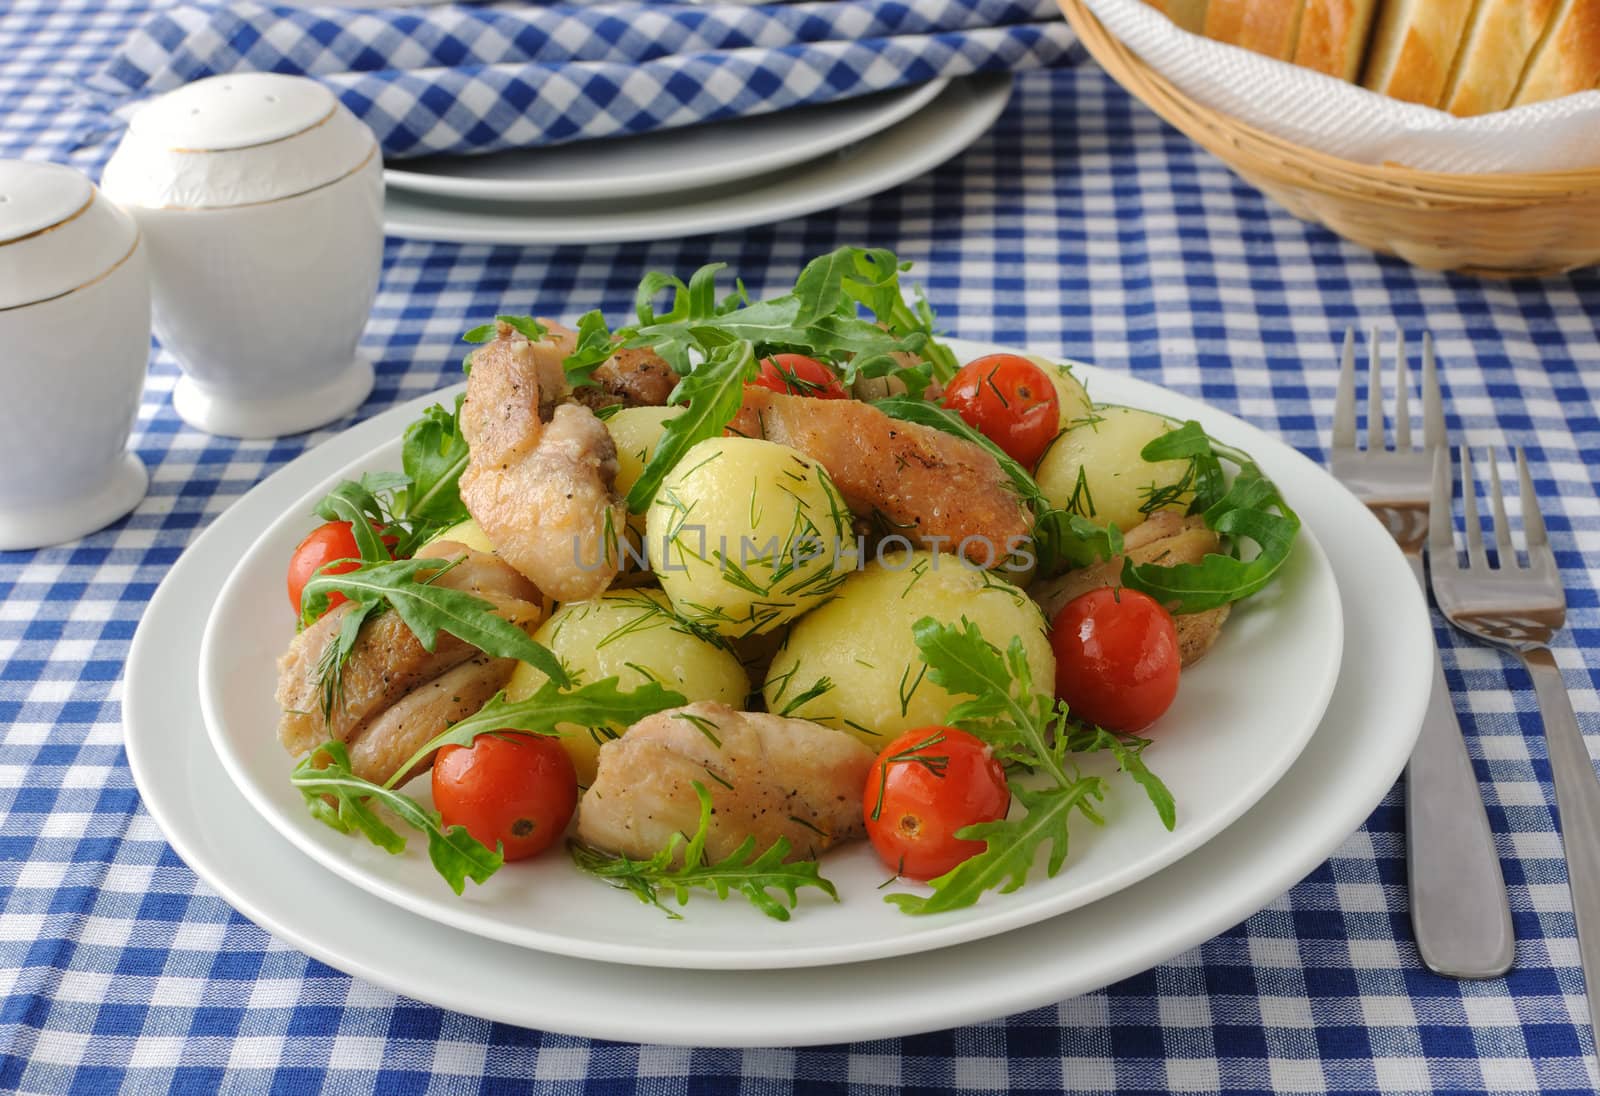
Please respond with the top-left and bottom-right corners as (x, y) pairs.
(460, 328), (625, 602)
(572, 347), (680, 411)
(729, 387), (1032, 566)
(1030, 510), (1231, 666)
(275, 545), (546, 782)
(577, 701), (875, 863)
(347, 655), (515, 787)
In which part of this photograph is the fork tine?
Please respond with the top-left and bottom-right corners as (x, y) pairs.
(1422, 333), (1445, 450)
(1394, 331), (1411, 450)
(1461, 446), (1487, 570)
(1516, 447), (1555, 572)
(1430, 446), (1457, 568)
(1367, 327), (1385, 451)
(1487, 450), (1515, 568)
(1333, 328), (1357, 450)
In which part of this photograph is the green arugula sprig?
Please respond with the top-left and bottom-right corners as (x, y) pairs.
(883, 617), (1175, 916)
(292, 742), (503, 895)
(294, 677), (686, 893)
(569, 782), (839, 921)
(624, 339), (756, 513)
(301, 556), (569, 720)
(381, 679), (688, 791)
(1117, 422), (1302, 613)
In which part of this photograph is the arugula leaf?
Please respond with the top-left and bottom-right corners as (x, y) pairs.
(569, 782), (839, 921)
(313, 481), (393, 564)
(562, 308), (614, 389)
(624, 339), (756, 512)
(300, 556), (569, 688)
(394, 396), (472, 543)
(382, 679), (687, 790)
(1065, 726), (1177, 830)
(883, 617), (1175, 916)
(1120, 428), (1302, 614)
(837, 248), (959, 383)
(1034, 509), (1124, 573)
(291, 742), (503, 895)
(464, 315), (547, 344)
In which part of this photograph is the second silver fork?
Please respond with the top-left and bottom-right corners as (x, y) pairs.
(1331, 329), (1513, 979)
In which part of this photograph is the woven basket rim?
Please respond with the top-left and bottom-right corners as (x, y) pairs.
(1058, 0), (1600, 209)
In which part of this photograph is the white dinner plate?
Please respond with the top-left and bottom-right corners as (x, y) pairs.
(123, 347), (1431, 1044)
(382, 74), (1011, 245)
(195, 338), (1342, 970)
(384, 81), (949, 204)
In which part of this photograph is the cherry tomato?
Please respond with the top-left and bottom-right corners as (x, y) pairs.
(940, 354), (1061, 468)
(433, 733), (578, 862)
(752, 354), (848, 400)
(863, 726), (1010, 881)
(287, 521), (361, 616)
(1051, 588), (1180, 732)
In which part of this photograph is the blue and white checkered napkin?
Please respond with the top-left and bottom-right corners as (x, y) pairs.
(89, 0), (1078, 159)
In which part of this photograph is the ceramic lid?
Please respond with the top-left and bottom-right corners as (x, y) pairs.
(0, 160), (140, 311)
(100, 74), (377, 209)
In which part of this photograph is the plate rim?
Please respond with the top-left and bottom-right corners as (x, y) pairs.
(123, 363), (1431, 1045)
(382, 80), (951, 203)
(381, 73), (1012, 245)
(193, 338), (1343, 970)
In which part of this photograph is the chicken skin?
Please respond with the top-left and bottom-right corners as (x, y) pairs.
(729, 387), (1032, 566)
(460, 325), (625, 602)
(577, 701), (875, 863)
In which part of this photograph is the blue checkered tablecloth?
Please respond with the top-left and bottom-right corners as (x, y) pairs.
(3, 1), (1599, 1093)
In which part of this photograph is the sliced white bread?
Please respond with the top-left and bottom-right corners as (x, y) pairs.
(1204, 0), (1307, 60)
(1512, 0), (1600, 107)
(1361, 0), (1479, 107)
(1145, 0), (1211, 34)
(1292, 0), (1380, 81)
(1442, 0), (1559, 115)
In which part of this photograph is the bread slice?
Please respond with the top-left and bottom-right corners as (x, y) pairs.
(1144, 0), (1211, 34)
(1512, 0), (1600, 107)
(1361, 0), (1479, 107)
(1292, 0), (1380, 81)
(1204, 0), (1308, 60)
(1442, 0), (1559, 114)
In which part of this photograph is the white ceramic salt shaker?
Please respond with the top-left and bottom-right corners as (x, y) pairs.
(101, 74), (382, 438)
(0, 161), (150, 551)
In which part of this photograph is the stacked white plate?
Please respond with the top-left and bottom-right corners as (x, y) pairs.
(381, 76), (1014, 244)
(126, 337), (1435, 1045)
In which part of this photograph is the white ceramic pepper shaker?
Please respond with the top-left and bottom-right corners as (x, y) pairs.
(101, 73), (382, 439)
(0, 161), (150, 551)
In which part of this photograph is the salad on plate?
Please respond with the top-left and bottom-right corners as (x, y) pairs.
(273, 247), (1301, 921)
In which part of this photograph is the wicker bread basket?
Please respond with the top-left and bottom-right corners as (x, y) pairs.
(1057, 0), (1600, 277)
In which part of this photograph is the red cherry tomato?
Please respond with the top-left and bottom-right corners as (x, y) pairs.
(287, 521), (361, 616)
(432, 733), (578, 862)
(753, 354), (848, 400)
(941, 354), (1061, 468)
(863, 726), (1010, 881)
(1051, 588), (1180, 732)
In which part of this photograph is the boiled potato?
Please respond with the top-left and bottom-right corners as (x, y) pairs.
(1025, 354), (1094, 428)
(605, 406), (680, 566)
(762, 551), (1053, 748)
(647, 437), (852, 638)
(505, 588), (748, 784)
(1036, 406), (1193, 533)
(424, 516), (495, 553)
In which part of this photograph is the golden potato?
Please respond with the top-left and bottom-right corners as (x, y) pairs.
(605, 406), (679, 504)
(647, 437), (852, 638)
(1036, 406), (1193, 533)
(506, 588), (748, 784)
(424, 517), (496, 553)
(762, 551), (1053, 748)
(1025, 354), (1094, 428)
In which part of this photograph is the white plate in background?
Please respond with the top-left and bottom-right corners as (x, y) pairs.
(384, 81), (949, 203)
(381, 74), (1012, 245)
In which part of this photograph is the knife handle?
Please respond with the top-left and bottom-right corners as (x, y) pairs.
(1405, 554), (1515, 979)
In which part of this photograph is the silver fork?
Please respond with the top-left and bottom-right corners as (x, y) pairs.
(1331, 328), (1513, 979)
(1432, 446), (1600, 1051)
